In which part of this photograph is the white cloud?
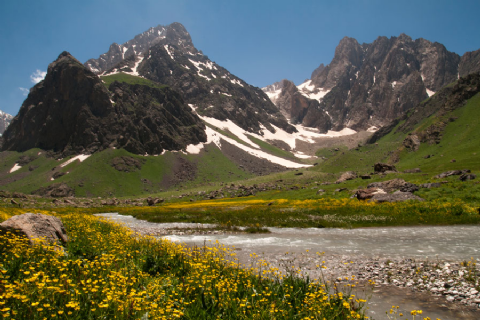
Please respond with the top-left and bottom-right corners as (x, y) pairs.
(30, 69), (47, 84)
(19, 87), (29, 96)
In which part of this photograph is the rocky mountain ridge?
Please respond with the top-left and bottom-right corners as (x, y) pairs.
(84, 23), (195, 74)
(264, 35), (480, 133)
(1, 52), (206, 156)
(0, 110), (13, 136)
(98, 23), (295, 135)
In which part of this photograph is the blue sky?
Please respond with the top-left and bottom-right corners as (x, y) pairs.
(1, 0), (480, 116)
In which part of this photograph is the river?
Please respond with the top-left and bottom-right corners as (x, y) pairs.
(96, 213), (480, 319)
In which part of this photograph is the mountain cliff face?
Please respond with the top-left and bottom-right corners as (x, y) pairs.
(368, 72), (480, 144)
(265, 34), (479, 133)
(2, 52), (206, 156)
(99, 23), (295, 135)
(0, 110), (13, 135)
(459, 48), (480, 78)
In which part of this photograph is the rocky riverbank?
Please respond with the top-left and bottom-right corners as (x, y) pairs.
(95, 213), (480, 317)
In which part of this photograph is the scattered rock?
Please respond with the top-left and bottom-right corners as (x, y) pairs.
(403, 168), (421, 173)
(101, 199), (118, 206)
(356, 188), (386, 200)
(11, 192), (27, 199)
(63, 199), (75, 205)
(316, 189), (326, 194)
(419, 182), (442, 189)
(294, 172), (303, 176)
(10, 199), (19, 205)
(17, 155), (37, 166)
(336, 171), (357, 183)
(434, 170), (470, 179)
(460, 173), (476, 181)
(360, 174), (371, 179)
(0, 213), (68, 245)
(335, 188), (348, 192)
(369, 191), (425, 203)
(0, 190), (11, 198)
(374, 163), (397, 173)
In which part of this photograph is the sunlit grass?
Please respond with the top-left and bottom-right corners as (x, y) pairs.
(105, 197), (480, 229)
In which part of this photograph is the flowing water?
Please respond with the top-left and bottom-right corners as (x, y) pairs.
(96, 213), (480, 319)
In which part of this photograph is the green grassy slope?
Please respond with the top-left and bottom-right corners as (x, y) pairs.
(100, 72), (167, 89)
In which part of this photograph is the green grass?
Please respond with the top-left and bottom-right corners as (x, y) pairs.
(107, 194), (480, 229)
(396, 93), (480, 174)
(100, 72), (167, 89)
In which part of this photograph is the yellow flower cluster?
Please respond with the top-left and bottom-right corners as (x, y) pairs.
(0, 210), (368, 319)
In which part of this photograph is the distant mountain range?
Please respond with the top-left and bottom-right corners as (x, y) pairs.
(2, 22), (480, 197)
(3, 22), (480, 162)
(263, 34), (480, 132)
(0, 110), (13, 136)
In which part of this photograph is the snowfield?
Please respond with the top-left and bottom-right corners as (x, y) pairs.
(184, 104), (357, 168)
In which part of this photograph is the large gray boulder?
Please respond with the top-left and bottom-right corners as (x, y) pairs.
(336, 171), (358, 183)
(0, 213), (68, 245)
(369, 191), (425, 203)
(356, 187), (386, 200)
(367, 179), (418, 193)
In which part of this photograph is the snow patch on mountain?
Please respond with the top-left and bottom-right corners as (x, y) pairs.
(60, 154), (91, 167)
(9, 164), (22, 173)
(264, 88), (282, 103)
(297, 80), (330, 102)
(164, 45), (174, 60)
(426, 88), (435, 97)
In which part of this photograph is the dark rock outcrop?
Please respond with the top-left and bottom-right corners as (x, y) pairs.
(1, 52), (206, 156)
(459, 48), (480, 78)
(403, 134), (420, 151)
(32, 182), (75, 198)
(459, 173), (476, 181)
(374, 163), (397, 173)
(0, 213), (68, 245)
